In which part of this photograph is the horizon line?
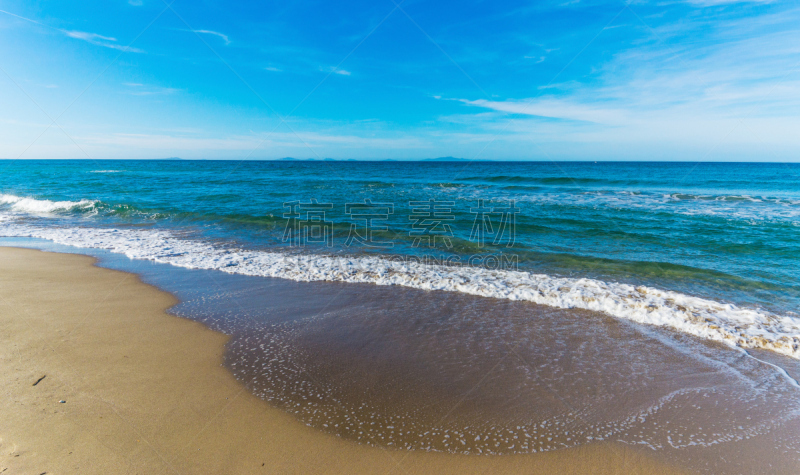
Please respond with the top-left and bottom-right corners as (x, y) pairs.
(1, 158), (799, 164)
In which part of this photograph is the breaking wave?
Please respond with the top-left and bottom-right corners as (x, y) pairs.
(1, 219), (797, 359)
(0, 194), (97, 215)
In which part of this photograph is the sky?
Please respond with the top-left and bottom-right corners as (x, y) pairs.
(1, 0), (799, 161)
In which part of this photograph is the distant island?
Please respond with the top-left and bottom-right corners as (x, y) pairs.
(273, 156), (475, 162)
(421, 156), (471, 162)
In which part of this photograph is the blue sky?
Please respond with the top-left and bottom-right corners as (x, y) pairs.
(1, 0), (799, 160)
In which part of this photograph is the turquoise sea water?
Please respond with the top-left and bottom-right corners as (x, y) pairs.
(1, 159), (798, 315)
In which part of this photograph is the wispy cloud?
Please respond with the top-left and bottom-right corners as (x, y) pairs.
(63, 30), (143, 52)
(3, 1), (799, 161)
(0, 9), (143, 53)
(523, 55), (546, 63)
(191, 29), (230, 45)
(321, 66), (351, 76)
(63, 31), (116, 42)
(456, 98), (628, 124)
(437, 7), (800, 159)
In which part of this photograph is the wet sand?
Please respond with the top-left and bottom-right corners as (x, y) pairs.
(162, 258), (800, 472)
(0, 247), (678, 474)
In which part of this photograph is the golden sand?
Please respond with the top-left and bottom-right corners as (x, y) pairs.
(0, 247), (678, 474)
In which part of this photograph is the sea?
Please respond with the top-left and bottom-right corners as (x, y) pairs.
(1, 159), (799, 468)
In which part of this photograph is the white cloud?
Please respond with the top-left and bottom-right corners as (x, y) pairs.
(128, 0), (143, 6)
(64, 30), (143, 52)
(457, 98), (628, 124)
(64, 31), (116, 42)
(264, 66), (282, 72)
(62, 30), (144, 52)
(523, 55), (546, 63)
(192, 29), (230, 45)
(436, 7), (800, 159)
(321, 66), (352, 76)
(0, 9), (145, 53)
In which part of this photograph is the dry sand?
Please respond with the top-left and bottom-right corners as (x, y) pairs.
(0, 247), (679, 474)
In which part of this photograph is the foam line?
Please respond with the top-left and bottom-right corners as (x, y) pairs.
(1, 220), (797, 359)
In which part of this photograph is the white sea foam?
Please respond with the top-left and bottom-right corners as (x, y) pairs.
(493, 190), (800, 222)
(0, 194), (20, 204)
(1, 221), (798, 359)
(89, 170), (122, 173)
(0, 194), (97, 215)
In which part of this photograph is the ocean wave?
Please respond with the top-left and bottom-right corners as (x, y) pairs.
(89, 170), (122, 173)
(664, 193), (787, 203)
(0, 194), (97, 215)
(1, 222), (797, 359)
(457, 175), (612, 185)
(503, 190), (800, 222)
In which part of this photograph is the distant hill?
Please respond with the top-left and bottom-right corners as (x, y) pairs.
(421, 156), (472, 162)
(269, 157), (482, 162)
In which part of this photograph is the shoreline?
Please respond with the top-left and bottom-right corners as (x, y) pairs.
(3, 221), (796, 360)
(0, 246), (679, 474)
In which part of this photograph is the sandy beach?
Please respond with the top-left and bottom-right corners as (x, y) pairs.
(0, 247), (679, 474)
